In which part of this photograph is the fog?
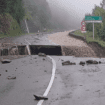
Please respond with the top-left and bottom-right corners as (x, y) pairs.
(47, 0), (102, 30)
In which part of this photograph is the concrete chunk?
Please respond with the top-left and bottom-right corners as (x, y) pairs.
(1, 59), (11, 64)
(62, 61), (76, 65)
(86, 60), (98, 64)
(33, 95), (48, 100)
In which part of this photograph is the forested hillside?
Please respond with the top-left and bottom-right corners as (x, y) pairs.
(22, 0), (54, 33)
(0, 0), (25, 36)
(0, 0), (75, 36)
(22, 0), (76, 33)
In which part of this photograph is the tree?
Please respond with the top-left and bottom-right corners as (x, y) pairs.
(0, 0), (25, 25)
(92, 5), (105, 39)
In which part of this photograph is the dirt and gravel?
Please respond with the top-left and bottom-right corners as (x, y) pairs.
(48, 31), (105, 58)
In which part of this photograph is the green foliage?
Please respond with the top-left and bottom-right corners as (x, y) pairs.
(74, 30), (105, 47)
(85, 4), (105, 41)
(24, 7), (32, 21)
(23, 0), (52, 30)
(0, 0), (25, 25)
(47, 29), (53, 32)
(86, 23), (93, 32)
(92, 6), (105, 40)
(0, 13), (22, 38)
(85, 13), (93, 32)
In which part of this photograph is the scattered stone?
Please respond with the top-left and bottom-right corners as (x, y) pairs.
(61, 59), (64, 61)
(33, 95), (48, 100)
(99, 61), (101, 64)
(62, 61), (76, 65)
(70, 62), (76, 65)
(44, 70), (47, 72)
(7, 76), (16, 80)
(5, 70), (8, 72)
(62, 61), (71, 65)
(79, 61), (85, 65)
(43, 58), (45, 60)
(38, 53), (46, 57)
(1, 59), (11, 64)
(0, 74), (1, 76)
(86, 60), (98, 64)
(95, 90), (100, 92)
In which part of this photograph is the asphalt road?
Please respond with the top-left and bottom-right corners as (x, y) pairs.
(1, 30), (105, 105)
(43, 56), (105, 105)
(12, 32), (59, 45)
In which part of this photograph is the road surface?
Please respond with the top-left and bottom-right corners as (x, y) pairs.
(0, 30), (105, 105)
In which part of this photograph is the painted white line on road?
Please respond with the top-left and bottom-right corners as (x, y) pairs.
(26, 45), (31, 55)
(25, 39), (31, 45)
(25, 39), (31, 55)
(37, 56), (56, 105)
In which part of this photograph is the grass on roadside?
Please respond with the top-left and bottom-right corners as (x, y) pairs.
(0, 32), (26, 38)
(74, 30), (105, 47)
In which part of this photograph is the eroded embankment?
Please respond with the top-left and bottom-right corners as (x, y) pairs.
(68, 32), (105, 58)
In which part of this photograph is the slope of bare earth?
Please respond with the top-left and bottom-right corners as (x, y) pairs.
(48, 31), (104, 58)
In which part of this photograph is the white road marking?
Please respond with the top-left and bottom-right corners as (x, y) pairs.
(37, 56), (56, 105)
(26, 45), (31, 55)
(25, 39), (31, 45)
(25, 39), (31, 55)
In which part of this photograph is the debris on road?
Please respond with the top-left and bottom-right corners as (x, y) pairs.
(62, 61), (76, 65)
(61, 59), (64, 61)
(1, 59), (11, 64)
(99, 61), (101, 64)
(86, 60), (98, 64)
(5, 70), (8, 72)
(79, 61), (85, 66)
(0, 74), (1, 76)
(43, 58), (45, 60)
(38, 53), (46, 57)
(33, 95), (48, 100)
(7, 76), (16, 80)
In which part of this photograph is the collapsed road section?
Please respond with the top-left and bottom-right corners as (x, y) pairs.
(0, 45), (62, 56)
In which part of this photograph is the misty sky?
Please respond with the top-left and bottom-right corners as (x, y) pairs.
(47, 0), (102, 22)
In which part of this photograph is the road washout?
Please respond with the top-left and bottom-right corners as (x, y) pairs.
(48, 31), (103, 57)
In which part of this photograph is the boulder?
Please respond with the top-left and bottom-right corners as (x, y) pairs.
(7, 76), (16, 80)
(79, 61), (85, 65)
(1, 59), (11, 64)
(86, 60), (98, 64)
(62, 61), (76, 65)
(33, 95), (48, 100)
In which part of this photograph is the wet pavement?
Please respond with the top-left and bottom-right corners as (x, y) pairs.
(43, 56), (105, 105)
(12, 33), (59, 45)
(0, 55), (52, 105)
(1, 30), (105, 105)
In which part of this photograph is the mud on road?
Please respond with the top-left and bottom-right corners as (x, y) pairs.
(48, 31), (105, 58)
